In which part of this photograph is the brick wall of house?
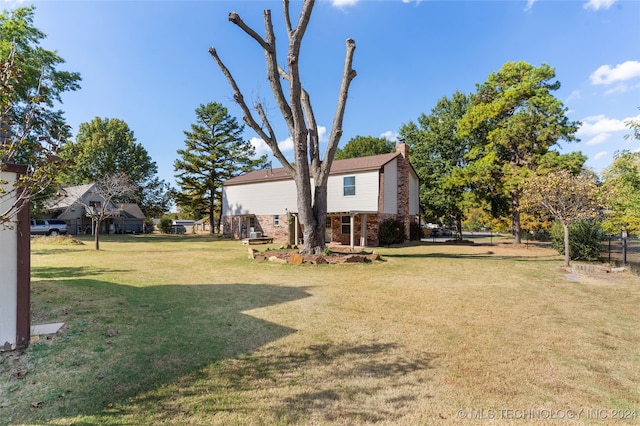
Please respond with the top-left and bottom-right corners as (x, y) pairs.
(395, 143), (412, 240)
(255, 214), (289, 242)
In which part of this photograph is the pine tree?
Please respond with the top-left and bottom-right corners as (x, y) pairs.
(174, 102), (267, 232)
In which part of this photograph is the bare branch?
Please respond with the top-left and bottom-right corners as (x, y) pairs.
(263, 9), (294, 132)
(278, 65), (318, 175)
(228, 11), (272, 52)
(283, 0), (293, 36)
(321, 38), (357, 180)
(209, 47), (295, 177)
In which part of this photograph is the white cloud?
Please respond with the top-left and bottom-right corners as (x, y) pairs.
(331, 0), (359, 8)
(317, 126), (328, 143)
(524, 0), (536, 12)
(578, 114), (630, 136)
(565, 90), (581, 103)
(278, 136), (294, 152)
(584, 0), (617, 11)
(380, 130), (399, 142)
(585, 133), (611, 146)
(590, 61), (640, 85)
(594, 151), (608, 161)
(249, 137), (271, 157)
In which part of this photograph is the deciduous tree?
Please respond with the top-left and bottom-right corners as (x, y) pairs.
(209, 0), (356, 254)
(60, 117), (171, 217)
(173, 102), (267, 233)
(400, 91), (473, 238)
(334, 135), (395, 160)
(77, 174), (137, 250)
(601, 150), (640, 236)
(0, 6), (81, 223)
(458, 61), (580, 244)
(521, 169), (600, 266)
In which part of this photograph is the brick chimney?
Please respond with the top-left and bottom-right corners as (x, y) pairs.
(396, 143), (411, 240)
(396, 142), (409, 160)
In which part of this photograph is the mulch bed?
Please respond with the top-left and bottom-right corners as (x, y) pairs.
(248, 246), (382, 264)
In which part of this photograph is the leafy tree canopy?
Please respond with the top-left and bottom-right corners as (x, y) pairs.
(400, 91), (473, 235)
(59, 117), (171, 217)
(457, 61), (580, 244)
(601, 150), (640, 235)
(334, 135), (395, 160)
(1, 6), (81, 221)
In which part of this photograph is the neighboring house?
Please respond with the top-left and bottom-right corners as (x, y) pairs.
(222, 143), (420, 247)
(40, 183), (145, 235)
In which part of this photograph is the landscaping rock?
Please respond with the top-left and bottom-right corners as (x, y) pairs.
(312, 255), (328, 264)
(268, 256), (287, 264)
(254, 254), (267, 261)
(248, 248), (258, 259)
(368, 251), (381, 261)
(288, 253), (304, 265)
(344, 254), (366, 263)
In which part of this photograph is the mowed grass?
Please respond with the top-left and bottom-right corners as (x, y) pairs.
(1, 235), (639, 425)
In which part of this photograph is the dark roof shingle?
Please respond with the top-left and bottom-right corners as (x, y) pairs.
(224, 152), (399, 186)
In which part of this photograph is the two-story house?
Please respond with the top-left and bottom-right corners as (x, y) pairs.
(41, 183), (146, 235)
(222, 143), (420, 247)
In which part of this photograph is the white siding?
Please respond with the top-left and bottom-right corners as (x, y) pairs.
(224, 169), (383, 216)
(326, 170), (380, 212)
(223, 179), (298, 216)
(409, 169), (420, 215)
(382, 160), (398, 214)
(0, 171), (18, 349)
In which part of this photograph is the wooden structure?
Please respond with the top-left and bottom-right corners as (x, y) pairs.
(0, 164), (30, 350)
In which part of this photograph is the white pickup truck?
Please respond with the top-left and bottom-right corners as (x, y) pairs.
(30, 219), (69, 236)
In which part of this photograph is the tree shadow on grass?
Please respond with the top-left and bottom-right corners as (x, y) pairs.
(123, 341), (439, 424)
(31, 266), (132, 279)
(6, 279), (310, 424)
(383, 252), (560, 262)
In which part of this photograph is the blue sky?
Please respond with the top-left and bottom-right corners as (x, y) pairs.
(4, 0), (640, 187)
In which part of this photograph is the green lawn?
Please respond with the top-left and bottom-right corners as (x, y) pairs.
(1, 235), (639, 425)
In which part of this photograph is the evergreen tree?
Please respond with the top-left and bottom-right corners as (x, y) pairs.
(458, 61), (580, 244)
(173, 102), (267, 233)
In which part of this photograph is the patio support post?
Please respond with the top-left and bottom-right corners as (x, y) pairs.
(360, 214), (367, 247)
(350, 214), (355, 249)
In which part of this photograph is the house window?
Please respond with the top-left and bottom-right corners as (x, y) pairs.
(341, 216), (351, 235)
(274, 215), (280, 226)
(343, 176), (356, 196)
(249, 217), (255, 228)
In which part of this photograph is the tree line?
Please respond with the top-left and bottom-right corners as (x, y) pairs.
(2, 4), (638, 262)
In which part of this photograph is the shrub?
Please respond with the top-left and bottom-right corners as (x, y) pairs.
(409, 221), (422, 241)
(158, 217), (173, 234)
(379, 218), (406, 246)
(550, 220), (602, 261)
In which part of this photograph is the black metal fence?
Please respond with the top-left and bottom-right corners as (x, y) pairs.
(600, 236), (640, 274)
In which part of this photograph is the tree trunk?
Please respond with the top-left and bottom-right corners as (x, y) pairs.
(511, 188), (521, 245)
(208, 191), (216, 235)
(94, 220), (100, 251)
(455, 212), (463, 240)
(563, 221), (570, 267)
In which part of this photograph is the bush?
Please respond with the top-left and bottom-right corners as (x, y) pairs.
(158, 217), (173, 234)
(550, 220), (602, 261)
(409, 221), (422, 241)
(379, 218), (406, 246)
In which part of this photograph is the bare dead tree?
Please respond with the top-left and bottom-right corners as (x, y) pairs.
(76, 174), (137, 250)
(210, 0), (357, 254)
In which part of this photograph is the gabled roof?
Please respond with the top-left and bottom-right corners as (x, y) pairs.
(224, 152), (400, 186)
(119, 203), (145, 219)
(44, 183), (96, 211)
